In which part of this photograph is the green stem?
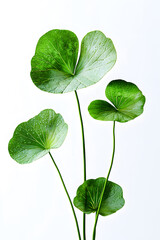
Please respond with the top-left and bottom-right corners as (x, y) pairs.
(92, 121), (116, 240)
(49, 152), (81, 240)
(74, 90), (86, 240)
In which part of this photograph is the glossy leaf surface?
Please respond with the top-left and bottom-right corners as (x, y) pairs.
(8, 109), (68, 164)
(88, 80), (145, 122)
(31, 30), (116, 93)
(74, 177), (125, 216)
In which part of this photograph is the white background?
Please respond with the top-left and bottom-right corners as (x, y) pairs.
(0, 0), (160, 239)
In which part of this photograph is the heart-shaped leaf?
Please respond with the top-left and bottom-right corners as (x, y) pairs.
(73, 177), (125, 216)
(8, 109), (68, 164)
(31, 30), (116, 93)
(88, 79), (145, 123)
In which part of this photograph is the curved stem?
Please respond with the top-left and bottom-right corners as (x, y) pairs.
(49, 152), (81, 240)
(92, 121), (116, 240)
(74, 90), (86, 240)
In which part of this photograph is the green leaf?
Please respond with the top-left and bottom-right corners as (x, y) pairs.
(31, 30), (116, 93)
(8, 109), (68, 164)
(73, 177), (125, 216)
(88, 79), (145, 123)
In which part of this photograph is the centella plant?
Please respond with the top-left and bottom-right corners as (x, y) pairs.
(8, 29), (145, 240)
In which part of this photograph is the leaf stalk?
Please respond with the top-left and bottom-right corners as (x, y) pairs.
(49, 152), (81, 240)
(92, 121), (116, 240)
(75, 90), (86, 240)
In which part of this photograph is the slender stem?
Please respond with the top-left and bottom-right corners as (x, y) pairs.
(74, 90), (86, 240)
(75, 90), (86, 181)
(92, 121), (116, 240)
(49, 152), (81, 240)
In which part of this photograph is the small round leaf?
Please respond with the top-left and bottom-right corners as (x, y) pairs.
(73, 177), (125, 216)
(8, 109), (68, 164)
(31, 30), (116, 93)
(88, 80), (145, 122)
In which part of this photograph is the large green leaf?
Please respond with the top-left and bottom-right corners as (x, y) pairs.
(8, 109), (68, 164)
(73, 177), (125, 216)
(31, 30), (116, 93)
(88, 80), (145, 123)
